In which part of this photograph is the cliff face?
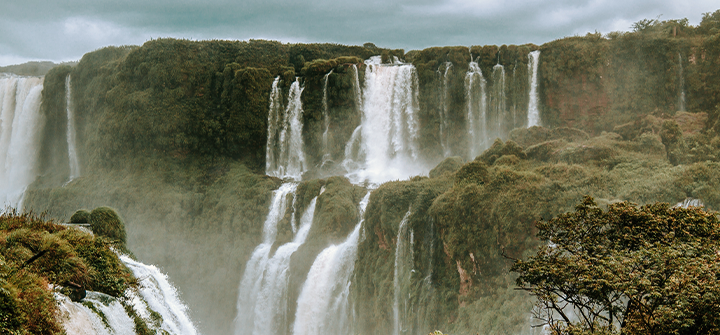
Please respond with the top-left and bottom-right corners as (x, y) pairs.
(20, 11), (720, 335)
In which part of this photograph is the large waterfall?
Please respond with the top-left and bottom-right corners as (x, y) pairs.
(0, 74), (45, 209)
(321, 71), (333, 166)
(345, 56), (423, 184)
(527, 50), (541, 127)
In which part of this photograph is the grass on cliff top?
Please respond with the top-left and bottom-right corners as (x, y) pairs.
(0, 211), (135, 334)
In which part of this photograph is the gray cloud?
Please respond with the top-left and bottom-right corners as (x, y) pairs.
(0, 0), (717, 66)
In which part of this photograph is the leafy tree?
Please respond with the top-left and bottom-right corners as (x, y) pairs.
(512, 196), (720, 334)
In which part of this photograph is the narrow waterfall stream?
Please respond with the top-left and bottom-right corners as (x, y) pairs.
(65, 74), (81, 183)
(465, 60), (488, 159)
(527, 50), (541, 127)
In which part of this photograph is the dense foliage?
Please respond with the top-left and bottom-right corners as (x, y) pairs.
(0, 212), (135, 334)
(512, 197), (720, 334)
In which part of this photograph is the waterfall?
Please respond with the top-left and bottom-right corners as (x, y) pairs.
(321, 71), (334, 165)
(527, 50), (541, 127)
(351, 64), (363, 110)
(393, 210), (413, 335)
(57, 291), (136, 335)
(250, 196), (318, 335)
(678, 52), (686, 112)
(345, 56), (423, 184)
(0, 75), (45, 210)
(440, 62), (452, 157)
(233, 182), (297, 335)
(490, 64), (507, 140)
(465, 61), (488, 159)
(121, 255), (199, 335)
(57, 255), (198, 335)
(266, 78), (307, 180)
(293, 191), (371, 335)
(65, 74), (80, 182)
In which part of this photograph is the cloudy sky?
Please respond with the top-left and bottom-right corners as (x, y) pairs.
(1, 0), (717, 66)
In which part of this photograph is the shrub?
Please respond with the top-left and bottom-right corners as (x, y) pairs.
(70, 209), (91, 223)
(89, 207), (127, 246)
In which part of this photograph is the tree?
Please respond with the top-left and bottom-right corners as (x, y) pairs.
(511, 196), (720, 334)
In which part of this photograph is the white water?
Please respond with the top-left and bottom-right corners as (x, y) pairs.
(65, 74), (81, 182)
(527, 50), (541, 127)
(266, 78), (307, 180)
(345, 56), (424, 184)
(440, 62), (452, 156)
(0, 74), (45, 210)
(121, 255), (199, 335)
(393, 210), (413, 335)
(234, 182), (297, 334)
(57, 291), (135, 335)
(465, 61), (488, 159)
(250, 196), (318, 335)
(321, 71), (334, 165)
(293, 191), (371, 335)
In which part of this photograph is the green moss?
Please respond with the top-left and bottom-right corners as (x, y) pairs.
(429, 156), (465, 178)
(70, 209), (91, 223)
(89, 207), (127, 246)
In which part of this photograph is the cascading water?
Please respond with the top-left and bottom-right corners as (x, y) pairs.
(527, 50), (541, 127)
(440, 62), (452, 157)
(57, 291), (136, 335)
(346, 56), (423, 184)
(250, 196), (318, 335)
(65, 74), (80, 182)
(233, 182), (297, 335)
(321, 71), (334, 165)
(121, 255), (199, 335)
(393, 210), (413, 335)
(678, 52), (686, 112)
(266, 78), (307, 180)
(465, 61), (488, 159)
(490, 64), (507, 140)
(0, 74), (45, 210)
(56, 253), (198, 335)
(293, 191), (371, 335)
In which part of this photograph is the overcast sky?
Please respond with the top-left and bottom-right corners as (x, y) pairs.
(1, 0), (717, 66)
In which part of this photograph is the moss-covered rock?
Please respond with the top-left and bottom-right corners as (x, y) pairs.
(454, 161), (489, 186)
(70, 209), (91, 223)
(429, 156), (465, 178)
(89, 207), (127, 246)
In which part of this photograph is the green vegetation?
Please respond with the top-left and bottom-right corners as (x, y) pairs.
(513, 197), (720, 334)
(89, 206), (127, 247)
(69, 209), (90, 223)
(0, 211), (135, 334)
